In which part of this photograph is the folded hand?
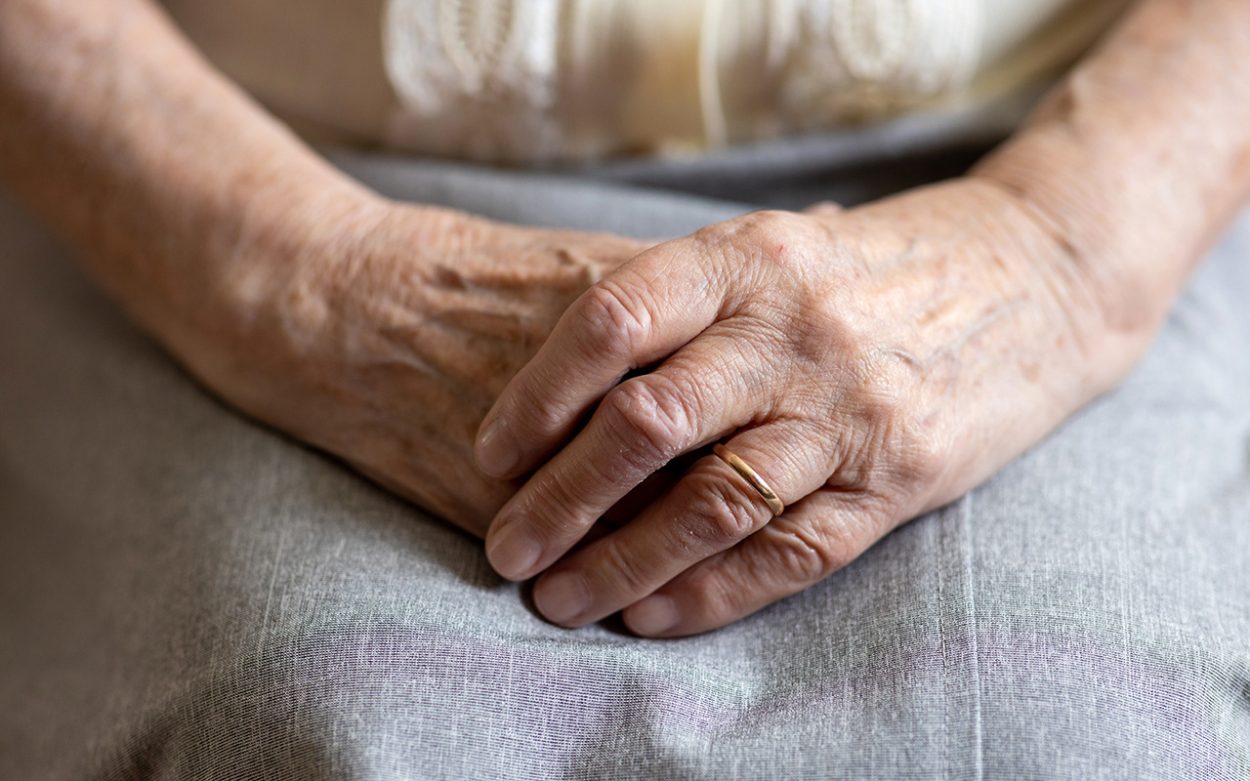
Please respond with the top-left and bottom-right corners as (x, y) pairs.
(477, 177), (1115, 636)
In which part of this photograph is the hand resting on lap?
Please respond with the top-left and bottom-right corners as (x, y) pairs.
(476, 177), (1137, 636)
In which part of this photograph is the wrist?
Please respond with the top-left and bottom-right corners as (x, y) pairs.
(182, 172), (487, 391)
(970, 106), (1210, 350)
(971, 147), (1137, 313)
(961, 166), (1163, 396)
(152, 163), (385, 385)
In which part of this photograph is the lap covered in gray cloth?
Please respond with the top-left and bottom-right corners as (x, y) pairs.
(1, 142), (1248, 781)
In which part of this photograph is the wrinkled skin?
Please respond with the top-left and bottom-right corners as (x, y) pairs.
(475, 177), (1141, 637)
(194, 201), (648, 536)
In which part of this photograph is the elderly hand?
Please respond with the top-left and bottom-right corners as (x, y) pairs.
(476, 177), (1130, 636)
(189, 197), (648, 537)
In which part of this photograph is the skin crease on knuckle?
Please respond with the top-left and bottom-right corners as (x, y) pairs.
(680, 464), (772, 546)
(665, 566), (746, 630)
(547, 458), (773, 629)
(574, 279), (654, 362)
(820, 342), (952, 505)
(648, 493), (895, 636)
(632, 508), (885, 636)
(766, 522), (841, 586)
(600, 375), (697, 473)
(595, 538), (656, 601)
(778, 502), (888, 583)
(516, 466), (597, 545)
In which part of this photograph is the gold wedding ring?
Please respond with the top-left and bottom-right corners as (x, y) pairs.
(712, 444), (785, 517)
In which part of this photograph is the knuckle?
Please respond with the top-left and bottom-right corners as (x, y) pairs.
(578, 442), (644, 493)
(600, 376), (694, 469)
(830, 393), (947, 501)
(745, 210), (805, 265)
(574, 281), (651, 358)
(827, 416), (885, 494)
(681, 568), (743, 625)
(843, 341), (892, 390)
(680, 466), (768, 545)
(529, 399), (568, 440)
(744, 209), (800, 239)
(787, 291), (854, 367)
(523, 468), (596, 539)
(695, 210), (806, 275)
(767, 522), (850, 583)
(868, 397), (948, 489)
(509, 385), (566, 440)
(594, 539), (653, 594)
(897, 422), (948, 487)
(826, 347), (950, 495)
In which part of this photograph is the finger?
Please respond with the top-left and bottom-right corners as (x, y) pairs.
(529, 418), (837, 627)
(483, 320), (782, 581)
(474, 238), (731, 479)
(619, 491), (894, 637)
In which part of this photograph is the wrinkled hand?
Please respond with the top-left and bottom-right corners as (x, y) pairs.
(191, 197), (648, 537)
(476, 178), (1117, 636)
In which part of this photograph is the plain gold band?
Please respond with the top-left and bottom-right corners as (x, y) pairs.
(712, 444), (785, 517)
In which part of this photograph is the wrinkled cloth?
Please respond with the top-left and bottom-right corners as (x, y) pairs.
(1, 140), (1249, 780)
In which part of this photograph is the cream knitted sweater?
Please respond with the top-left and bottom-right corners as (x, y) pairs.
(161, 0), (1129, 162)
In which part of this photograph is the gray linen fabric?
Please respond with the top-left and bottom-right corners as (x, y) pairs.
(1, 140), (1248, 780)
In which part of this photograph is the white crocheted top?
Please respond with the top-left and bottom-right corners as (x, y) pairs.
(162, 0), (1129, 163)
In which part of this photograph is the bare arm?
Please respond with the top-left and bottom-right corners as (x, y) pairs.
(0, 0), (384, 362)
(976, 0), (1250, 348)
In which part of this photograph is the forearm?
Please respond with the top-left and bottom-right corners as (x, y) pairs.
(976, 0), (1250, 344)
(0, 0), (382, 356)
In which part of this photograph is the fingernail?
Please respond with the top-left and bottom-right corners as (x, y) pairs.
(486, 521), (542, 580)
(534, 571), (590, 625)
(475, 416), (519, 477)
(626, 595), (679, 635)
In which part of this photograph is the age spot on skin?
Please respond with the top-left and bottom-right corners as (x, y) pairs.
(1019, 359), (1041, 383)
